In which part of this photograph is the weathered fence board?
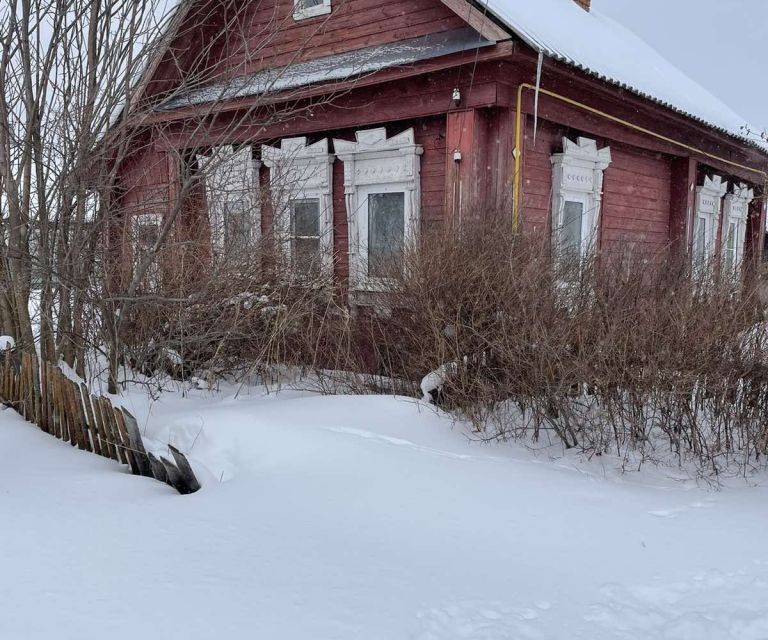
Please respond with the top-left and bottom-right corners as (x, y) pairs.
(0, 352), (199, 495)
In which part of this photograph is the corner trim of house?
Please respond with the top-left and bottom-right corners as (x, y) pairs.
(438, 0), (511, 43)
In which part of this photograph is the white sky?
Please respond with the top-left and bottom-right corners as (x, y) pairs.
(595, 0), (768, 133)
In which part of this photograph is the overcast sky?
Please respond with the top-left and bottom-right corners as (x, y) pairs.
(594, 0), (768, 133)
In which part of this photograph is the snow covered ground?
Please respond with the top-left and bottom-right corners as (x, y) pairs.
(2, 385), (768, 639)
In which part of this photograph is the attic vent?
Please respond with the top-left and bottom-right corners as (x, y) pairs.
(573, 0), (591, 10)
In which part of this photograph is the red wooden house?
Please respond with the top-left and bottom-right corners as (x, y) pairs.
(112, 0), (768, 297)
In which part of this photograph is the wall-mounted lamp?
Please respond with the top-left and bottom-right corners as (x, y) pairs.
(452, 88), (461, 108)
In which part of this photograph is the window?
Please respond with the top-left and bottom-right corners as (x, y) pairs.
(132, 213), (162, 291)
(197, 145), (260, 264)
(560, 198), (586, 257)
(692, 175), (728, 267)
(366, 192), (406, 278)
(223, 200), (250, 257)
(550, 137), (611, 263)
(720, 183), (754, 277)
(722, 221), (738, 274)
(290, 198), (322, 277)
(262, 137), (334, 279)
(293, 0), (331, 20)
(334, 128), (423, 292)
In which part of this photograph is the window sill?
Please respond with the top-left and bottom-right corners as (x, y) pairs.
(293, 3), (331, 21)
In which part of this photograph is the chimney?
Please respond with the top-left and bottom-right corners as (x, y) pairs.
(573, 0), (590, 10)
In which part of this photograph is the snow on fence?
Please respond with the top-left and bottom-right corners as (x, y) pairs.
(0, 351), (200, 495)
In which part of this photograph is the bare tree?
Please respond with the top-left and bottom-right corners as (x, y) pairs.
(0, 0), (362, 389)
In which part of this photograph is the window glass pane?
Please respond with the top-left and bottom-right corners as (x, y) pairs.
(291, 199), (320, 237)
(137, 223), (159, 251)
(224, 200), (248, 256)
(134, 219), (160, 290)
(289, 199), (321, 276)
(695, 217), (707, 258)
(368, 192), (405, 278)
(293, 237), (321, 277)
(724, 221), (737, 273)
(561, 200), (583, 255)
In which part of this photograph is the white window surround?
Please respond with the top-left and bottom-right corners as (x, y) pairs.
(693, 174), (728, 264)
(262, 137), (334, 277)
(293, 0), (331, 21)
(550, 136), (611, 259)
(197, 145), (261, 261)
(721, 182), (754, 274)
(334, 127), (423, 292)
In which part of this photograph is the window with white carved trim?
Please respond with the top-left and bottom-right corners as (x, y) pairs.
(366, 191), (406, 278)
(721, 183), (753, 277)
(550, 137), (611, 262)
(293, 0), (331, 20)
(693, 175), (727, 267)
(262, 138), (334, 279)
(132, 212), (162, 291)
(196, 145), (260, 265)
(334, 128), (422, 291)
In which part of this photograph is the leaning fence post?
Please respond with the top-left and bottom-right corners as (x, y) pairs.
(120, 409), (153, 478)
(169, 446), (201, 495)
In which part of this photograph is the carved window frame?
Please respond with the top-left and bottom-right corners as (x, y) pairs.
(262, 137), (334, 279)
(693, 174), (728, 266)
(196, 145), (261, 264)
(721, 182), (753, 276)
(334, 127), (423, 292)
(293, 0), (331, 21)
(550, 137), (611, 261)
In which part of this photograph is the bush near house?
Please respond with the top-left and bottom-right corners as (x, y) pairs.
(120, 224), (768, 475)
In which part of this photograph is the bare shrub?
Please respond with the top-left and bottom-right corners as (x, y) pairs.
(377, 223), (768, 475)
(113, 210), (768, 475)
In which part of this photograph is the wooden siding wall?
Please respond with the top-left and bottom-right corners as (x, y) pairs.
(519, 116), (565, 234)
(208, 0), (467, 82)
(601, 145), (672, 255)
(521, 115), (674, 256)
(114, 146), (174, 288)
(116, 116), (449, 286)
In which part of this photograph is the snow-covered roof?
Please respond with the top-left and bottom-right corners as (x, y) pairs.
(152, 0), (763, 150)
(483, 0), (762, 147)
(158, 28), (492, 111)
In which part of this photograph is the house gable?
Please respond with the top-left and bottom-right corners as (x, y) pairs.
(138, 0), (510, 110)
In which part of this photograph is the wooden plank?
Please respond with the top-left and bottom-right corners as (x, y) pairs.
(99, 397), (124, 465)
(80, 385), (103, 457)
(52, 365), (63, 440)
(40, 361), (49, 433)
(55, 374), (70, 443)
(147, 452), (168, 484)
(94, 396), (118, 461)
(73, 382), (92, 453)
(113, 409), (140, 475)
(30, 353), (41, 426)
(66, 380), (87, 451)
(159, 457), (183, 493)
(47, 365), (59, 439)
(168, 445), (201, 494)
(20, 353), (29, 420)
(121, 409), (153, 478)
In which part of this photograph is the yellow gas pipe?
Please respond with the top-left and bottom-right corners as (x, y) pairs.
(512, 83), (768, 231)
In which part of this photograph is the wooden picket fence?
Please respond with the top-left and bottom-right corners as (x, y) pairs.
(0, 351), (199, 494)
